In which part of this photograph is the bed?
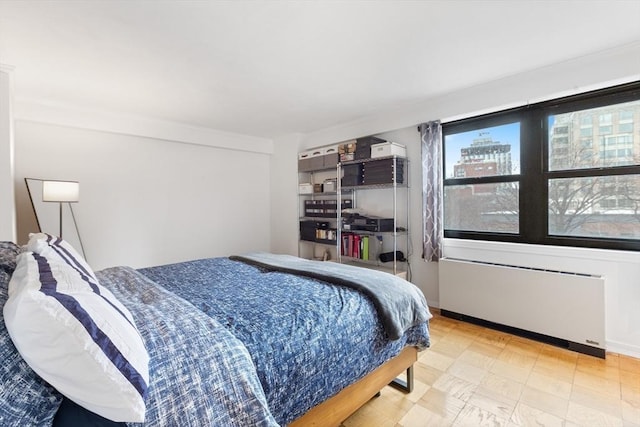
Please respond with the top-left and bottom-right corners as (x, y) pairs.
(0, 237), (431, 426)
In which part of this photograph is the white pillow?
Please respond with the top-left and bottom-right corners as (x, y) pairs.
(25, 233), (137, 326)
(26, 233), (97, 283)
(3, 248), (149, 422)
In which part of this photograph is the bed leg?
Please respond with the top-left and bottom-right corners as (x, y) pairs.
(388, 365), (414, 393)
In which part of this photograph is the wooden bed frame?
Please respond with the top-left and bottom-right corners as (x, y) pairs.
(290, 346), (418, 427)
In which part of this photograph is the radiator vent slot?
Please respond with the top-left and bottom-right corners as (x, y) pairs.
(443, 257), (601, 278)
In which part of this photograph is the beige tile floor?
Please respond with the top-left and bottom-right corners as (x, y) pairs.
(342, 310), (640, 427)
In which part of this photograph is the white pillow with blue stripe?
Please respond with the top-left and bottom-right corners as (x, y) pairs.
(26, 233), (98, 284)
(3, 235), (149, 422)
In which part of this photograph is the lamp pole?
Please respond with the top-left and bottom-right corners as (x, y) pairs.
(59, 202), (63, 238)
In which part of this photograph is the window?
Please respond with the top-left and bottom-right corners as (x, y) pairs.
(598, 112), (613, 135)
(444, 182), (519, 233)
(548, 175), (640, 239)
(619, 122), (634, 133)
(442, 82), (640, 251)
(444, 122), (520, 179)
(444, 122), (520, 234)
(580, 126), (593, 137)
(554, 126), (569, 134)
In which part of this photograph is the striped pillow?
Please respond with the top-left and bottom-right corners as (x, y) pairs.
(26, 233), (98, 284)
(3, 238), (149, 422)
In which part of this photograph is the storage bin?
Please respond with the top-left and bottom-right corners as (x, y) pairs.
(338, 140), (356, 162)
(298, 149), (324, 171)
(323, 179), (337, 192)
(362, 158), (405, 185)
(300, 220), (327, 241)
(299, 183), (313, 194)
(370, 142), (406, 159)
(322, 145), (340, 169)
(355, 136), (386, 160)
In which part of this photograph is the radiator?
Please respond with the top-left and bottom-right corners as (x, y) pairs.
(439, 258), (605, 356)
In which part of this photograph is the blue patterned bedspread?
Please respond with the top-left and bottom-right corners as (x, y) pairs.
(230, 252), (431, 340)
(138, 257), (430, 425)
(96, 266), (278, 427)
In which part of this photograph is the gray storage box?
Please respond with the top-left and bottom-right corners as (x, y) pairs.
(298, 149), (324, 172)
(322, 145), (339, 169)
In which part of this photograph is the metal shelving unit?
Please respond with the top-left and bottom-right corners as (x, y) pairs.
(297, 166), (344, 261)
(297, 144), (410, 279)
(336, 155), (410, 278)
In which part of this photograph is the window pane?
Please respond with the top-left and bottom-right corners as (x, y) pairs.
(444, 182), (519, 233)
(619, 122), (633, 133)
(444, 122), (520, 178)
(549, 175), (640, 239)
(549, 100), (640, 171)
(580, 126), (593, 137)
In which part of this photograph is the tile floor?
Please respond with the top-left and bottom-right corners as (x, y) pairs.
(341, 310), (640, 427)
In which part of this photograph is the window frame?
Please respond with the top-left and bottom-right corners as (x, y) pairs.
(442, 81), (640, 252)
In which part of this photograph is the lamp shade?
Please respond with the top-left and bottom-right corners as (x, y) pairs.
(42, 181), (79, 203)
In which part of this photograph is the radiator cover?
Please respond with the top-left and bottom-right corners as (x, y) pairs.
(439, 258), (605, 357)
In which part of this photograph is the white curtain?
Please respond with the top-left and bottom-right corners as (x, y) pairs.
(421, 121), (443, 262)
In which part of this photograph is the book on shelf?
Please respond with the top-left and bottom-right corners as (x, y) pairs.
(362, 235), (369, 260)
(340, 232), (372, 261)
(353, 235), (360, 259)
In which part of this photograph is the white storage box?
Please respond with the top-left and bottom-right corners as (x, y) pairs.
(370, 142), (406, 159)
(298, 183), (313, 194)
(323, 145), (339, 156)
(323, 179), (337, 192)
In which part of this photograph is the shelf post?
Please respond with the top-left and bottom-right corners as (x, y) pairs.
(336, 162), (342, 263)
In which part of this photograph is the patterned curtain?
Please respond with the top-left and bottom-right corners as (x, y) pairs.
(421, 121), (443, 262)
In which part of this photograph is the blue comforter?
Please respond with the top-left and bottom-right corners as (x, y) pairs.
(139, 256), (431, 425)
(230, 252), (431, 340)
(96, 267), (278, 427)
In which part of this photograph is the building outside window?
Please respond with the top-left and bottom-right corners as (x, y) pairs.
(444, 122), (520, 234)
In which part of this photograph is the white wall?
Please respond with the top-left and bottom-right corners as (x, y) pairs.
(269, 42), (640, 357)
(0, 65), (16, 242)
(270, 133), (303, 256)
(14, 119), (272, 270)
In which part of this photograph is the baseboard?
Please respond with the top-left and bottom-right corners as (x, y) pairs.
(606, 340), (640, 359)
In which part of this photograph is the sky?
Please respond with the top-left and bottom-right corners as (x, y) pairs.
(444, 122), (521, 178)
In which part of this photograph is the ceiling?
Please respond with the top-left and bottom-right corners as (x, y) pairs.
(1, 1), (639, 139)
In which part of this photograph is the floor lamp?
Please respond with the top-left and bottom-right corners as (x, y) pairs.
(42, 180), (80, 239)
